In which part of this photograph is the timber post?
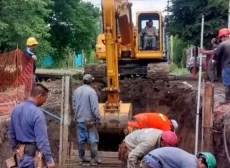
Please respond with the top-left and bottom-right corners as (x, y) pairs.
(59, 76), (71, 167)
(201, 82), (214, 151)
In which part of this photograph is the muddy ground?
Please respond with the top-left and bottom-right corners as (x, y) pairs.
(0, 76), (230, 168)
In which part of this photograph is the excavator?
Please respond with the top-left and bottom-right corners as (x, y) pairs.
(85, 0), (169, 134)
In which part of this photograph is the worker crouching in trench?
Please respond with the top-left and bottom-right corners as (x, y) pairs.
(118, 128), (178, 168)
(140, 147), (217, 168)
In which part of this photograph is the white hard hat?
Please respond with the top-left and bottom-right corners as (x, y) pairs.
(171, 119), (178, 132)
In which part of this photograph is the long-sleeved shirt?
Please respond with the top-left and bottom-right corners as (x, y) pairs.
(72, 84), (100, 122)
(8, 100), (53, 163)
(145, 147), (197, 168)
(124, 128), (162, 168)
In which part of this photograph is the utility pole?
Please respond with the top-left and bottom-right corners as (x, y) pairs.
(167, 0), (170, 17)
(228, 0), (230, 29)
(195, 15), (204, 155)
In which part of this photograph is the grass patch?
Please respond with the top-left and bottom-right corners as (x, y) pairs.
(169, 63), (190, 76)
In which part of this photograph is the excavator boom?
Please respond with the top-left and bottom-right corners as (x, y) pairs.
(98, 0), (132, 133)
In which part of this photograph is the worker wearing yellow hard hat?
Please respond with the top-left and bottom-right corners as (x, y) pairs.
(25, 37), (39, 82)
(26, 37), (39, 46)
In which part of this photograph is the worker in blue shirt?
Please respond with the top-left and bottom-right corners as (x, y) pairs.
(8, 83), (55, 168)
(141, 147), (216, 168)
(73, 74), (101, 166)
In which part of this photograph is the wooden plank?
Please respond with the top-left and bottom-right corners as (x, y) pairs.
(59, 76), (71, 166)
(36, 68), (83, 76)
(36, 69), (83, 79)
(202, 82), (214, 151)
(60, 151), (122, 168)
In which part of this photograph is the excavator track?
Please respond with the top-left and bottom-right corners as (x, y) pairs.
(147, 62), (170, 80)
(85, 62), (170, 81)
(84, 63), (106, 81)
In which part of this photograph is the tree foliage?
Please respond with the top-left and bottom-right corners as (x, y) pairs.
(48, 0), (100, 64)
(167, 0), (228, 46)
(0, 0), (100, 67)
(0, 0), (52, 54)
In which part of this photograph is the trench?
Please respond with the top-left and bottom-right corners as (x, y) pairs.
(86, 78), (198, 152)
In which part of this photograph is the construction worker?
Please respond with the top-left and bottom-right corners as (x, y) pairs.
(141, 147), (216, 168)
(72, 74), (101, 166)
(118, 128), (178, 168)
(126, 112), (178, 134)
(200, 28), (230, 104)
(25, 37), (38, 82)
(214, 28), (230, 104)
(140, 20), (158, 49)
(8, 83), (55, 168)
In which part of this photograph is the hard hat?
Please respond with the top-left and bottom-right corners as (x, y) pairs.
(83, 74), (94, 82)
(218, 28), (230, 39)
(197, 152), (216, 168)
(171, 119), (178, 131)
(26, 37), (38, 46)
(161, 131), (178, 146)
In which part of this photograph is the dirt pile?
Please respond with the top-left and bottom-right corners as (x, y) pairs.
(213, 104), (230, 168)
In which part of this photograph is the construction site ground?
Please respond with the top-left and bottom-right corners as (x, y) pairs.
(0, 69), (230, 168)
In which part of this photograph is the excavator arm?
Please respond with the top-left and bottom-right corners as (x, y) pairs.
(98, 0), (132, 133)
(102, 0), (119, 111)
(102, 0), (133, 111)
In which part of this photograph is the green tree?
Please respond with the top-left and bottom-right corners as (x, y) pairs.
(48, 0), (100, 66)
(167, 0), (228, 46)
(0, 0), (52, 55)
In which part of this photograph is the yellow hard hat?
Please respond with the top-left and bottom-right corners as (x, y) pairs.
(26, 37), (38, 46)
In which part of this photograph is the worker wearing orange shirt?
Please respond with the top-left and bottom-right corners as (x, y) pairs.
(126, 112), (178, 134)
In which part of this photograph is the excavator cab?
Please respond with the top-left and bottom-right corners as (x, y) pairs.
(138, 13), (160, 51)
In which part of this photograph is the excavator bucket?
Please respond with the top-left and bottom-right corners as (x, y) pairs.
(98, 103), (132, 134)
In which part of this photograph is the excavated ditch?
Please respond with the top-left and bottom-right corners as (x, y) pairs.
(0, 77), (229, 168)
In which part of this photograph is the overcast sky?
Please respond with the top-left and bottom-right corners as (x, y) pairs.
(83, 0), (168, 15)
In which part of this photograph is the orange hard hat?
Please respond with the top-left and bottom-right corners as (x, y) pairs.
(218, 28), (230, 39)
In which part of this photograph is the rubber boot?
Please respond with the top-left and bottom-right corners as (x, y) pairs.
(90, 143), (100, 166)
